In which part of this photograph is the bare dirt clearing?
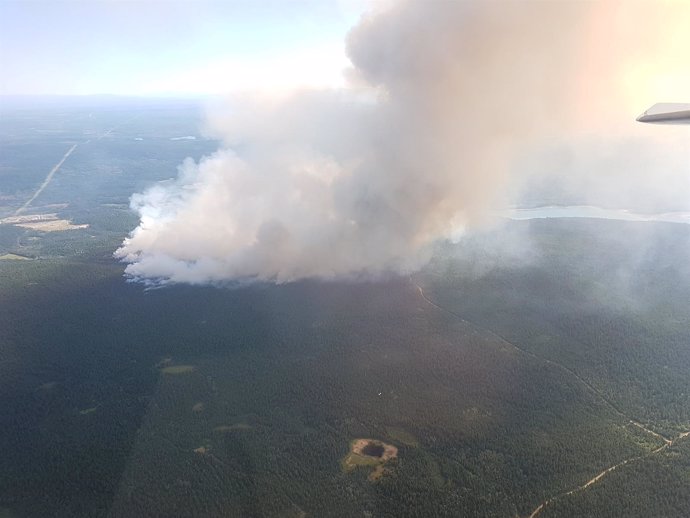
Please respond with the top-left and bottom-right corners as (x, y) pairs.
(1, 213), (88, 232)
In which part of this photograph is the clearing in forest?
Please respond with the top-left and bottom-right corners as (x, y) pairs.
(342, 439), (398, 481)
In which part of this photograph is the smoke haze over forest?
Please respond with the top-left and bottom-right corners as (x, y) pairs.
(115, 0), (690, 285)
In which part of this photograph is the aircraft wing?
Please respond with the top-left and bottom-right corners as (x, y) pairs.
(637, 103), (690, 124)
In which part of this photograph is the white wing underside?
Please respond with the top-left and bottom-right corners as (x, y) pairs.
(637, 103), (690, 124)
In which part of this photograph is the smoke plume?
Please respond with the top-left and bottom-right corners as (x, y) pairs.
(116, 0), (690, 284)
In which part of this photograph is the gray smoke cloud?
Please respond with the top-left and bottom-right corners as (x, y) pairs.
(115, 0), (690, 285)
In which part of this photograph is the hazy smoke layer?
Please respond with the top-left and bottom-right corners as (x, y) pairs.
(116, 0), (690, 284)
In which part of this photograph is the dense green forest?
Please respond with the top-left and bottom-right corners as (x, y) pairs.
(2, 219), (689, 517)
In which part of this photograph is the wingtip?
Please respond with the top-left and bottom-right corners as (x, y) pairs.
(636, 103), (690, 124)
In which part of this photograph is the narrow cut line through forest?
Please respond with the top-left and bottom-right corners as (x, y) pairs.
(411, 279), (667, 440)
(15, 143), (79, 216)
(13, 115), (141, 216)
(525, 431), (690, 518)
(410, 278), (690, 518)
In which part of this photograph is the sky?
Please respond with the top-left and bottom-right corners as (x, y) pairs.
(2, 0), (690, 102)
(0, 0), (367, 96)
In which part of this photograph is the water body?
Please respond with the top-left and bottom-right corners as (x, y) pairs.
(505, 205), (690, 225)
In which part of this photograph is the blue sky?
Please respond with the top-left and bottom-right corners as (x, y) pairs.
(0, 0), (366, 96)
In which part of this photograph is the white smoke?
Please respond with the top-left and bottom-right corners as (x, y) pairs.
(116, 0), (690, 285)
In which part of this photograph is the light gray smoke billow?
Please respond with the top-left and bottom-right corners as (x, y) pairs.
(115, 0), (690, 285)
